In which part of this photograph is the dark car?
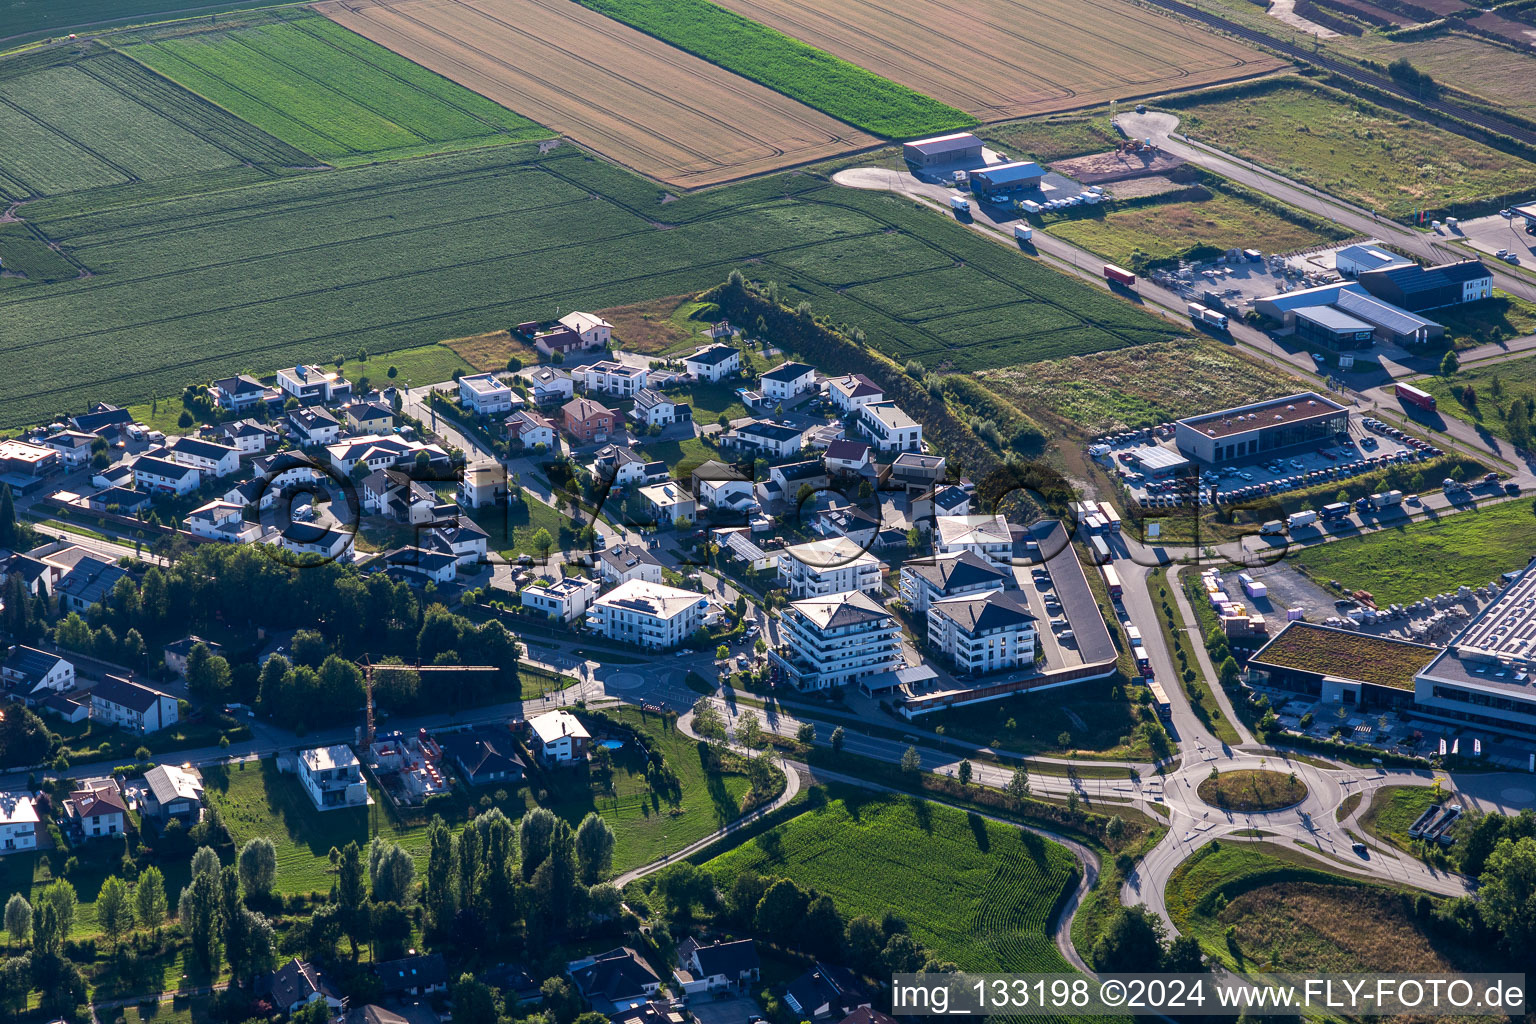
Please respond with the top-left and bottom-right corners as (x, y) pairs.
(1352, 842), (1369, 857)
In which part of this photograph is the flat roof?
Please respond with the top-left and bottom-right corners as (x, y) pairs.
(1293, 305), (1376, 333)
(1250, 621), (1437, 691)
(1178, 392), (1346, 440)
(1136, 446), (1189, 471)
(974, 160), (1044, 183)
(1419, 557), (1536, 697)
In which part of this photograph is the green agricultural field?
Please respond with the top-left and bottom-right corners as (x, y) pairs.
(702, 791), (1080, 971)
(978, 112), (1121, 164)
(1048, 189), (1344, 268)
(1166, 82), (1536, 219)
(0, 138), (1179, 427)
(122, 12), (550, 164)
(980, 337), (1304, 437)
(574, 0), (973, 138)
(0, 0), (282, 47)
(1291, 498), (1536, 605)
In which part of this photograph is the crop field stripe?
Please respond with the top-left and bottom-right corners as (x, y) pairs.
(284, 14), (545, 138)
(0, 94), (140, 187)
(128, 40), (353, 157)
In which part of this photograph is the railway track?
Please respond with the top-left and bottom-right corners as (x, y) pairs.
(1143, 0), (1536, 149)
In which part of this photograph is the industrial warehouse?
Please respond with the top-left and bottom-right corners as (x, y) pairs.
(1174, 392), (1348, 465)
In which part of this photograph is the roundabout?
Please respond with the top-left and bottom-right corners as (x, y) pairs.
(1197, 768), (1309, 813)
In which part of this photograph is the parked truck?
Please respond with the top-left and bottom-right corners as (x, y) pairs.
(1013, 224), (1033, 242)
(1188, 302), (1229, 331)
(1321, 501), (1351, 522)
(1103, 264), (1137, 287)
(1396, 382), (1437, 411)
(1371, 490), (1404, 509)
(1286, 510), (1319, 530)
(949, 193), (971, 214)
(1090, 534), (1112, 564)
(1260, 520), (1286, 536)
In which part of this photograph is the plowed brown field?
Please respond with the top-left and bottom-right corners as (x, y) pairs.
(312, 0), (878, 188)
(708, 0), (1286, 121)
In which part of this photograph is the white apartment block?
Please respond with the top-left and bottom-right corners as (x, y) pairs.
(861, 402), (922, 453)
(582, 361), (648, 398)
(769, 591), (901, 691)
(926, 591), (1036, 675)
(91, 675), (179, 734)
(778, 537), (883, 599)
(520, 574), (601, 624)
(458, 373), (514, 415)
(589, 579), (706, 649)
(935, 515), (1014, 569)
(0, 794), (40, 855)
(899, 551), (1010, 613)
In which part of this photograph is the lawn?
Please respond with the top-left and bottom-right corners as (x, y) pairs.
(634, 435), (717, 477)
(1421, 339), (1536, 445)
(0, 138), (1179, 428)
(572, 0), (973, 138)
(1166, 81), (1536, 219)
(1358, 784), (1445, 852)
(919, 680), (1153, 761)
(440, 331), (543, 374)
(471, 497), (580, 559)
(1048, 188), (1344, 268)
(52, 714), (250, 764)
(1196, 768), (1307, 812)
(701, 790), (1082, 971)
(1166, 842), (1476, 973)
(979, 337), (1304, 438)
(977, 112), (1121, 164)
(1290, 497), (1536, 605)
(122, 11), (550, 164)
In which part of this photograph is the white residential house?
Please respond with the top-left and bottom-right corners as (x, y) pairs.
(725, 420), (805, 460)
(219, 419), (278, 454)
(638, 482), (695, 525)
(631, 389), (676, 428)
(910, 485), (970, 529)
(425, 519), (490, 565)
(759, 362), (817, 403)
(589, 579), (707, 649)
(691, 460), (754, 510)
(591, 445), (653, 489)
(769, 591), (902, 691)
(286, 407), (342, 447)
(298, 745), (368, 811)
(520, 574), (601, 624)
(41, 430), (97, 469)
(458, 462), (507, 509)
(898, 551), (1009, 613)
(595, 545), (663, 586)
(822, 439), (872, 477)
(673, 939), (760, 995)
(684, 344), (740, 382)
(168, 436), (242, 477)
(559, 311), (613, 348)
(506, 409), (556, 449)
(65, 787), (127, 840)
(279, 523), (355, 562)
(91, 675), (178, 733)
(778, 537), (883, 599)
(140, 764), (205, 827)
(0, 794), (40, 855)
(326, 434), (447, 475)
(861, 402), (922, 453)
(935, 515), (1013, 569)
(582, 361), (648, 398)
(458, 373), (515, 415)
(276, 364), (351, 405)
(134, 454), (200, 495)
(827, 373), (884, 415)
(384, 546), (459, 586)
(212, 374), (275, 412)
(529, 709), (590, 765)
(2, 645), (75, 701)
(526, 367), (575, 405)
(186, 500), (261, 543)
(926, 591), (1036, 674)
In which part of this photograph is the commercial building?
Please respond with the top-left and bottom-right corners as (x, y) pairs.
(1174, 392), (1348, 466)
(298, 745), (368, 811)
(1332, 289), (1444, 346)
(969, 160), (1044, 194)
(589, 579), (708, 649)
(1292, 305), (1377, 350)
(0, 439), (61, 478)
(778, 537), (883, 599)
(1246, 621), (1430, 712)
(458, 373), (515, 415)
(770, 591), (902, 691)
(902, 132), (983, 168)
(1413, 557), (1536, 736)
(1358, 260), (1493, 312)
(927, 591), (1036, 674)
(1333, 243), (1411, 277)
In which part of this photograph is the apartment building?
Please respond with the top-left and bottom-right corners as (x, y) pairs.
(926, 591), (1036, 674)
(589, 579), (707, 650)
(778, 537), (882, 599)
(769, 591), (902, 691)
(898, 551), (1010, 613)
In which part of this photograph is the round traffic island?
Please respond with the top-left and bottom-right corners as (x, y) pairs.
(1197, 768), (1308, 813)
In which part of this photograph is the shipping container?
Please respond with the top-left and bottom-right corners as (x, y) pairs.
(1396, 382), (1437, 411)
(1133, 645), (1150, 670)
(1125, 624), (1143, 645)
(1103, 264), (1137, 287)
(1098, 501), (1122, 533)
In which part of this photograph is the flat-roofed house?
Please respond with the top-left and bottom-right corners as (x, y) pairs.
(528, 709), (590, 765)
(298, 745), (368, 811)
(589, 579), (706, 649)
(459, 373), (515, 415)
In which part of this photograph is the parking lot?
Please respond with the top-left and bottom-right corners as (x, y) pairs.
(1438, 207), (1535, 266)
(1092, 412), (1442, 509)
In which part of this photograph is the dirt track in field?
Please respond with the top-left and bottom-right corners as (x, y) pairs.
(312, 0), (878, 188)
(709, 0), (1287, 122)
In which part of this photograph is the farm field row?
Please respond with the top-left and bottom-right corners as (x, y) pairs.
(572, 0), (972, 138)
(121, 11), (550, 164)
(312, 0), (877, 188)
(0, 0), (281, 47)
(702, 791), (1081, 971)
(1290, 497), (1536, 605)
(1165, 80), (1536, 219)
(706, 0), (1284, 123)
(0, 144), (1179, 427)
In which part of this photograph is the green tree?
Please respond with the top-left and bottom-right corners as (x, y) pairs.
(1007, 767), (1030, 801)
(755, 878), (809, 943)
(237, 838), (278, 901)
(900, 744), (921, 773)
(830, 725), (845, 753)
(368, 840), (417, 906)
(424, 816), (456, 931)
(738, 710), (762, 748)
(191, 846), (220, 879)
(716, 644), (730, 662)
(38, 883), (75, 942)
(1219, 656), (1241, 688)
(1507, 399), (1531, 450)
(4, 895), (29, 952)
(0, 485), (16, 549)
(796, 722), (815, 745)
(178, 870), (223, 975)
(334, 841), (367, 956)
(1441, 349), (1460, 375)
(520, 807), (558, 881)
(136, 867), (168, 938)
(1090, 906), (1166, 972)
(575, 812), (615, 885)
(95, 876), (134, 950)
(957, 759), (972, 786)
(541, 976), (583, 1024)
(1479, 836), (1536, 949)
(531, 527), (555, 561)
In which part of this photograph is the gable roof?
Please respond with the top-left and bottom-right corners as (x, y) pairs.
(91, 674), (168, 713)
(691, 939), (759, 979)
(143, 764), (204, 807)
(55, 556), (130, 607)
(686, 343), (738, 367)
(567, 947), (659, 1003)
(168, 436), (239, 462)
(3, 645), (69, 682)
(824, 439), (871, 463)
(904, 550), (1009, 590)
(373, 953), (448, 994)
(134, 454), (197, 480)
(438, 726), (526, 781)
(761, 361), (815, 384)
